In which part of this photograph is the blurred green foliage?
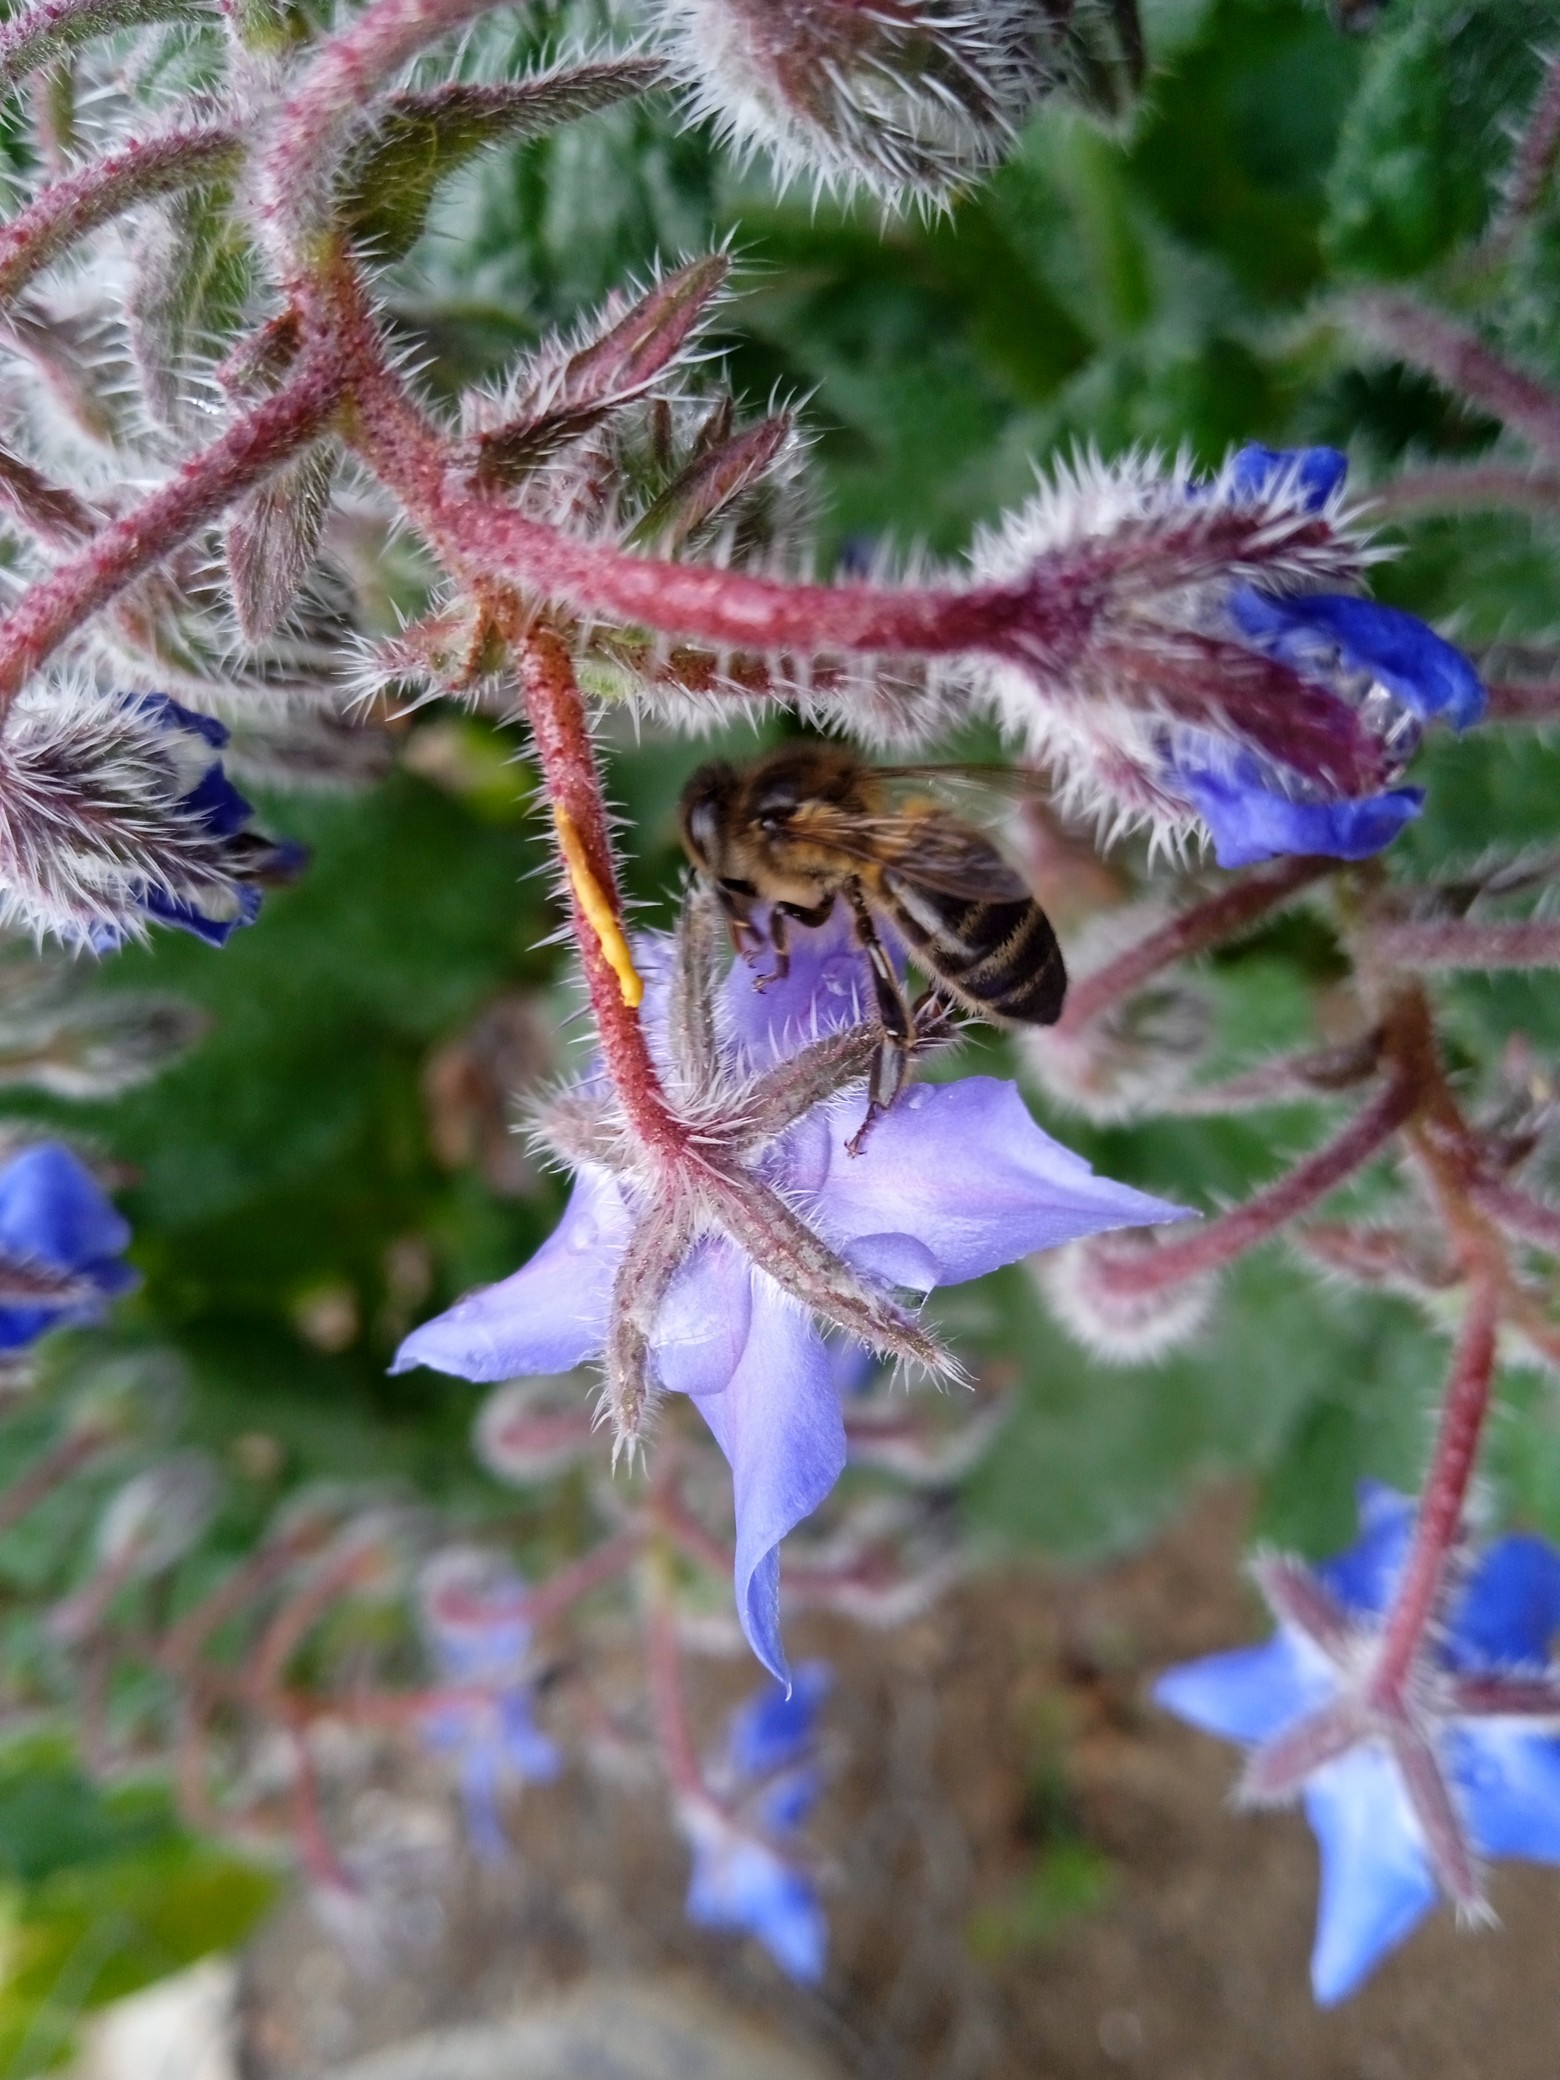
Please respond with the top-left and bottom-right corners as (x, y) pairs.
(8, 0), (1560, 2061)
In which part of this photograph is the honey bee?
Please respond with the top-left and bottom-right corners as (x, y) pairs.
(679, 742), (1066, 1152)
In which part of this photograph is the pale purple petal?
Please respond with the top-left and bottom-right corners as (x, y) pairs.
(392, 1170), (631, 1381)
(722, 908), (876, 1065)
(810, 1077), (1190, 1288)
(1305, 1750), (1437, 2005)
(1154, 1634), (1334, 1745)
(654, 1237), (753, 1397)
(687, 1274), (845, 1683)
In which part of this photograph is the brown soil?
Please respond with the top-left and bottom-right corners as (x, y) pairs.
(241, 1487), (1560, 2080)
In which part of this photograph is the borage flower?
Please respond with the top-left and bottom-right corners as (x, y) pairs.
(0, 1141), (135, 1350)
(0, 685), (303, 949)
(974, 443), (1484, 866)
(681, 1661), (832, 1983)
(1156, 1484), (1560, 2004)
(395, 893), (1185, 1679)
(417, 1549), (561, 1864)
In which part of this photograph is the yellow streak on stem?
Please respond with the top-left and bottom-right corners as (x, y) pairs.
(552, 803), (644, 1009)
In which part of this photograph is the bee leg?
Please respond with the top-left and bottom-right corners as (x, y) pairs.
(844, 887), (913, 1159)
(756, 896), (836, 990)
(710, 881), (761, 963)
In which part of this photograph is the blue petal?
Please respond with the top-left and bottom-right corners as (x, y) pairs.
(1316, 1489), (1414, 1619)
(1454, 1724), (1560, 1863)
(812, 1077), (1190, 1290)
(1305, 1748), (1437, 2005)
(392, 1170), (631, 1380)
(0, 1144), (130, 1269)
(757, 1764), (821, 1834)
(1175, 756), (1423, 869)
(686, 1276), (846, 1683)
(728, 1662), (831, 1779)
(178, 762), (255, 839)
(1447, 1534), (1560, 1669)
(686, 1835), (827, 1984)
(1228, 444), (1348, 512)
(1229, 591), (1485, 731)
(141, 882), (263, 946)
(653, 1238), (753, 1397)
(1153, 1635), (1333, 1744)
(132, 692), (230, 748)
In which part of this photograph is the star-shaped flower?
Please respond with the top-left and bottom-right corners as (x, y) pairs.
(395, 892), (1186, 1679)
(1156, 1484), (1560, 2003)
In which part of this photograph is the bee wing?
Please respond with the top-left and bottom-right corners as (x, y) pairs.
(791, 801), (1034, 902)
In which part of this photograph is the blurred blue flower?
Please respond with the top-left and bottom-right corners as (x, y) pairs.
(1156, 1484), (1560, 2004)
(0, 1142), (135, 1351)
(395, 911), (1186, 1682)
(1167, 445), (1484, 868)
(683, 1662), (831, 1983)
(417, 1551), (561, 1864)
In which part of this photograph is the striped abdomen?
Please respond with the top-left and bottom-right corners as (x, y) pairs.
(878, 870), (1067, 1026)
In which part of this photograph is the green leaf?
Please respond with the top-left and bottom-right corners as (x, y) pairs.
(1323, 0), (1554, 278)
(340, 56), (665, 262)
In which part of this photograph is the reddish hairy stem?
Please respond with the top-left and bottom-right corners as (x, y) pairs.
(1370, 1263), (1503, 1701)
(0, 1425), (107, 1537)
(0, 126), (240, 305)
(1371, 464), (1560, 519)
(1499, 52), (1560, 231)
(1057, 857), (1335, 1033)
(0, 346), (344, 699)
(520, 1528), (641, 1630)
(1093, 1070), (1417, 1295)
(1467, 1177), (1560, 1257)
(1485, 681), (1560, 726)
(159, 1528), (321, 1671)
(519, 630), (683, 1157)
(1350, 293), (1560, 467)
(323, 262), (1041, 660)
(644, 1589), (704, 1799)
(1367, 919), (1560, 971)
(251, 1542), (377, 1697)
(260, 0), (520, 254)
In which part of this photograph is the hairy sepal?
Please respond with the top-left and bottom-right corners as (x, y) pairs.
(225, 444), (339, 643)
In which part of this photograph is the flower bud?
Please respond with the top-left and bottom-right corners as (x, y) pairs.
(473, 1375), (593, 1485)
(653, 0), (1077, 207)
(0, 684), (304, 948)
(972, 445), (1484, 866)
(1036, 1236), (1215, 1362)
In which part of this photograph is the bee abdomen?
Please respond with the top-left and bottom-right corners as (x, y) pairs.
(882, 878), (1066, 1026)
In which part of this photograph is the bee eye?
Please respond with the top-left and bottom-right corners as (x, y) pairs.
(685, 799), (718, 863)
(754, 785), (797, 829)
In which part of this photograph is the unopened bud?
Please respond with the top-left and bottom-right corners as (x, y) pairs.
(653, 0), (1093, 206)
(1036, 1238), (1216, 1362)
(474, 1375), (593, 1485)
